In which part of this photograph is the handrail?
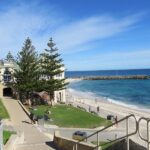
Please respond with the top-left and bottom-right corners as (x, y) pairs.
(83, 114), (137, 141)
(0, 123), (3, 150)
(73, 114), (138, 150)
(138, 117), (150, 150)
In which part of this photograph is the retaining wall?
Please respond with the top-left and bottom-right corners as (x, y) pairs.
(53, 131), (98, 150)
(4, 131), (24, 150)
(105, 139), (146, 150)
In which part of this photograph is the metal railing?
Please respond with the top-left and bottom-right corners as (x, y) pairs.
(0, 123), (3, 150)
(138, 117), (150, 150)
(73, 114), (138, 150)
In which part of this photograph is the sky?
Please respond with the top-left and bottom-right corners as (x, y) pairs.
(0, 0), (150, 71)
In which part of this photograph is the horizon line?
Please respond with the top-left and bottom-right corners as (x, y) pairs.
(66, 68), (150, 72)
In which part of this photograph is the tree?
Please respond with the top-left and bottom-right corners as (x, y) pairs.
(6, 51), (15, 62)
(13, 38), (39, 102)
(40, 38), (67, 105)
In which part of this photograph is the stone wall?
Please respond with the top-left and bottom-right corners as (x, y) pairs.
(53, 131), (97, 150)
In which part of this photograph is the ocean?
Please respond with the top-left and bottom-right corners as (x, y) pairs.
(66, 69), (150, 110)
(66, 69), (150, 77)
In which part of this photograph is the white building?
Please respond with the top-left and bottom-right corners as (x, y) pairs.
(54, 67), (66, 103)
(39, 67), (66, 103)
(0, 60), (17, 84)
(0, 56), (66, 103)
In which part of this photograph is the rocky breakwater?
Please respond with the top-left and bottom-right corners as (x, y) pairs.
(82, 75), (150, 80)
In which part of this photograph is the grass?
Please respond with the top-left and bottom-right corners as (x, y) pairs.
(92, 141), (115, 150)
(30, 104), (111, 128)
(3, 130), (15, 145)
(0, 99), (9, 119)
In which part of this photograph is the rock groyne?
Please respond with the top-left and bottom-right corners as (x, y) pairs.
(69, 75), (149, 80)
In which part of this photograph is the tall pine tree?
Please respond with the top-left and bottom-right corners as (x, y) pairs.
(6, 51), (15, 62)
(40, 38), (67, 105)
(13, 38), (39, 101)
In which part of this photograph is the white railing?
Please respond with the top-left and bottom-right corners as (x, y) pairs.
(0, 123), (3, 150)
(138, 117), (150, 150)
(73, 114), (138, 150)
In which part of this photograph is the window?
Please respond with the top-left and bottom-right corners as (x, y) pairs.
(4, 74), (11, 82)
(56, 74), (62, 77)
(3, 68), (11, 83)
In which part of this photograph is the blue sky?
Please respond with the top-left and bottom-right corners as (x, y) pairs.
(0, 0), (150, 71)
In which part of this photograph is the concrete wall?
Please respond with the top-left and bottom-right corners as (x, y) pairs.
(130, 140), (146, 150)
(4, 131), (24, 150)
(4, 134), (18, 150)
(105, 139), (126, 150)
(105, 139), (146, 150)
(53, 131), (97, 150)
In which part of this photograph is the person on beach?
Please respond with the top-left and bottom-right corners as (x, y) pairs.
(89, 106), (91, 112)
(97, 106), (100, 113)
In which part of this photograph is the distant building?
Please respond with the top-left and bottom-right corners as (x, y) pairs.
(0, 52), (17, 84)
(54, 67), (66, 103)
(0, 52), (66, 103)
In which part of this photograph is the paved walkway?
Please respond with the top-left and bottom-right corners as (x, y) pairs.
(0, 84), (56, 150)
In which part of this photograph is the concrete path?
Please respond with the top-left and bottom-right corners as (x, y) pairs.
(0, 85), (56, 150)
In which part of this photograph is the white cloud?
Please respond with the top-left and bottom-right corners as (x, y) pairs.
(0, 1), (60, 58)
(53, 14), (143, 53)
(67, 49), (150, 70)
(0, 0), (144, 62)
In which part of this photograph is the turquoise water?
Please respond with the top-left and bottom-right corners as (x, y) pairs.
(68, 79), (150, 110)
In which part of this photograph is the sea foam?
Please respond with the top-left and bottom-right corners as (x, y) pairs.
(67, 87), (150, 113)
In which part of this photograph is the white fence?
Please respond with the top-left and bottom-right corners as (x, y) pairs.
(0, 123), (3, 150)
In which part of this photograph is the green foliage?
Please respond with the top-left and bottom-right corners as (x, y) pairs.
(31, 105), (111, 128)
(0, 99), (9, 119)
(12, 37), (67, 104)
(3, 130), (15, 144)
(6, 51), (15, 62)
(39, 38), (68, 104)
(13, 38), (39, 101)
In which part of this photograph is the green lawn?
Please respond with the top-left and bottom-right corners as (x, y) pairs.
(3, 130), (15, 145)
(0, 99), (9, 119)
(31, 105), (111, 128)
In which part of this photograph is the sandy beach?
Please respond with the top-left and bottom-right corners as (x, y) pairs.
(66, 78), (150, 146)
(66, 78), (150, 120)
